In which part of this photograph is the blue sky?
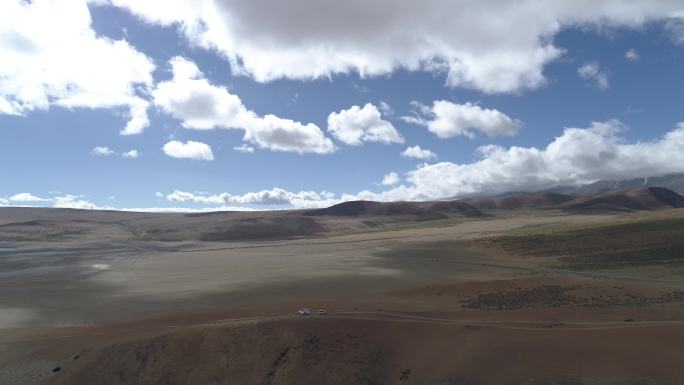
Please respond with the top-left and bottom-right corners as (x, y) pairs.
(3, 1), (684, 211)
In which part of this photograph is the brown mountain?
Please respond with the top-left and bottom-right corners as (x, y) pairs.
(461, 191), (575, 210)
(560, 187), (684, 212)
(304, 200), (484, 219)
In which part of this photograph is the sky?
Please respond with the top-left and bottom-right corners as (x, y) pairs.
(3, 0), (684, 211)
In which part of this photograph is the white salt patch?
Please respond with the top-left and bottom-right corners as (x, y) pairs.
(90, 264), (111, 271)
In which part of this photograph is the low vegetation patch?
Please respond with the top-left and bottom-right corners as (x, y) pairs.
(461, 285), (573, 310)
(461, 285), (684, 310)
(489, 217), (684, 270)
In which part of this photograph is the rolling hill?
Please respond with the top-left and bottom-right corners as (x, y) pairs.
(560, 187), (684, 212)
(461, 191), (575, 210)
(1, 188), (682, 242)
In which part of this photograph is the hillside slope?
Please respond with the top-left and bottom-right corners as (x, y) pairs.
(561, 187), (684, 212)
(462, 191), (575, 210)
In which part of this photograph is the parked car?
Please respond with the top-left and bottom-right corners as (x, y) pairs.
(317, 309), (328, 315)
(297, 308), (311, 316)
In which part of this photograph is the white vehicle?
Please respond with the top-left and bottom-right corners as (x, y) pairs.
(297, 308), (311, 316)
(317, 309), (328, 315)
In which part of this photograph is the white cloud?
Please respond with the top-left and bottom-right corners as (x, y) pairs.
(1, 190), (282, 212)
(244, 114), (335, 154)
(664, 18), (684, 45)
(403, 101), (520, 139)
(153, 56), (335, 154)
(0, 191), (262, 212)
(153, 57), (244, 130)
(24, 118), (684, 212)
(121, 99), (150, 135)
(53, 195), (101, 210)
(3, 193), (92, 208)
(163, 140), (214, 161)
(108, 1), (684, 94)
(381, 172), (400, 186)
(357, 120), (684, 202)
(166, 188), (338, 209)
(0, 0), (155, 133)
(401, 145), (437, 160)
(92, 146), (115, 156)
(578, 62), (609, 89)
(122, 149), (140, 159)
(378, 101), (394, 116)
(625, 48), (640, 62)
(234, 144), (255, 153)
(120, 206), (262, 213)
(327, 103), (404, 146)
(9, 193), (50, 202)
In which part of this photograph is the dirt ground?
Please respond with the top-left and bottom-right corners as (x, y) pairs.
(1, 209), (684, 385)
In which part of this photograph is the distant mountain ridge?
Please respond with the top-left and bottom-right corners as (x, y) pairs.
(1, 187), (682, 242)
(560, 187), (684, 212)
(304, 200), (485, 219)
(461, 192), (575, 210)
(547, 173), (684, 195)
(306, 186), (684, 217)
(460, 187), (684, 213)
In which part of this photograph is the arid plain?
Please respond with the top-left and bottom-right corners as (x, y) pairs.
(1, 187), (684, 385)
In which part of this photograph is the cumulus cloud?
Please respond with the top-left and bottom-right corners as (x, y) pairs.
(578, 62), (609, 89)
(153, 56), (335, 154)
(162, 140), (214, 161)
(108, 1), (684, 94)
(355, 120), (684, 202)
(166, 188), (338, 209)
(9, 193), (50, 202)
(327, 103), (404, 145)
(153, 57), (244, 130)
(92, 147), (139, 158)
(122, 149), (140, 158)
(0, 0), (154, 133)
(53, 195), (101, 210)
(625, 48), (640, 62)
(401, 145), (437, 160)
(381, 172), (400, 186)
(234, 144), (255, 153)
(17, 118), (684, 212)
(4, 193), (101, 209)
(0, 190), (264, 212)
(121, 206), (261, 213)
(121, 99), (150, 135)
(403, 101), (520, 139)
(92, 146), (115, 156)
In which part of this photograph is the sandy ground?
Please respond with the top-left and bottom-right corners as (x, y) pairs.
(1, 210), (684, 384)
